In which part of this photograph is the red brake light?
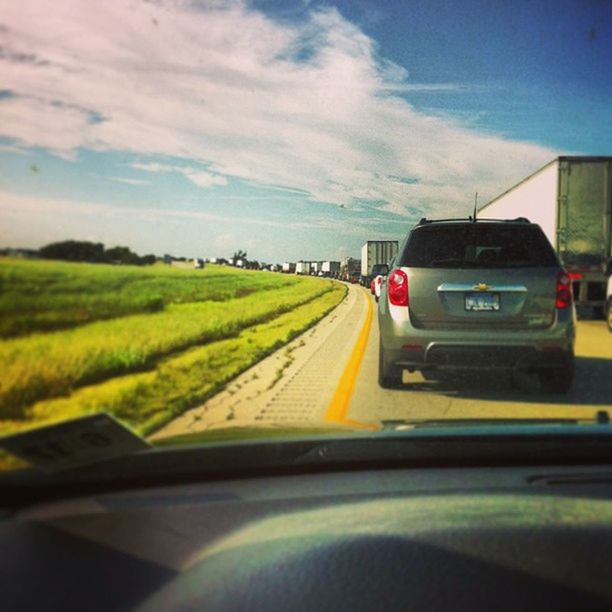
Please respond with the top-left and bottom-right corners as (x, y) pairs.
(568, 272), (583, 281)
(388, 269), (409, 306)
(555, 271), (572, 309)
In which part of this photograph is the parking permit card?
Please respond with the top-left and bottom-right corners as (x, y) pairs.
(0, 413), (150, 473)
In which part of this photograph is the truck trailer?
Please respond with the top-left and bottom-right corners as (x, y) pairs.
(281, 262), (296, 274)
(360, 240), (399, 285)
(340, 257), (361, 283)
(479, 157), (612, 313)
(321, 261), (341, 277)
(295, 261), (311, 275)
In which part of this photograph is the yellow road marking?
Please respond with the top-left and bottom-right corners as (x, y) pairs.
(324, 287), (380, 430)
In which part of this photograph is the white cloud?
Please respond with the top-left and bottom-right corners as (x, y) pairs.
(131, 162), (227, 188)
(109, 176), (148, 185)
(186, 171), (228, 188)
(0, 0), (557, 215)
(0, 143), (30, 155)
(0, 190), (377, 237)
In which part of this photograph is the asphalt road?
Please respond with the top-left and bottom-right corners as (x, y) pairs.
(155, 282), (612, 438)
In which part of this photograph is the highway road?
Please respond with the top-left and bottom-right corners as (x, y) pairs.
(154, 282), (612, 439)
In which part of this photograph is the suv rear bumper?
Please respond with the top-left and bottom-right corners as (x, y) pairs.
(379, 308), (575, 373)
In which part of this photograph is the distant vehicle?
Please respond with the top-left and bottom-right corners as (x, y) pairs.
(361, 241), (398, 286)
(340, 257), (361, 282)
(480, 156), (612, 315)
(295, 261), (311, 275)
(373, 274), (385, 302)
(363, 262), (390, 288)
(194, 258), (205, 269)
(321, 261), (340, 277)
(378, 218), (576, 392)
(281, 262), (296, 273)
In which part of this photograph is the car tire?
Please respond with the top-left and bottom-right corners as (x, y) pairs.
(607, 301), (612, 333)
(538, 359), (574, 394)
(379, 340), (402, 388)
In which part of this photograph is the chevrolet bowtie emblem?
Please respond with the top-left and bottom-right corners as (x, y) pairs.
(475, 283), (490, 291)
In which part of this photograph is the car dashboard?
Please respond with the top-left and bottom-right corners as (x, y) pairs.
(3, 458), (612, 611)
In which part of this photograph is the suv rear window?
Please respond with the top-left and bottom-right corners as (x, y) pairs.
(400, 223), (559, 268)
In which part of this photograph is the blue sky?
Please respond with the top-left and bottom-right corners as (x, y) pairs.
(0, 0), (610, 262)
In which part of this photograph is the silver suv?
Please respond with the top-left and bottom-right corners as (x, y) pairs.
(378, 218), (576, 392)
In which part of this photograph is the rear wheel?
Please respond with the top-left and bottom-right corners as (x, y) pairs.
(378, 340), (402, 388)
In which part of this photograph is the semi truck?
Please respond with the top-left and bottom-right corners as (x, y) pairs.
(321, 261), (341, 277)
(340, 257), (361, 283)
(295, 261), (311, 275)
(360, 240), (399, 286)
(281, 262), (296, 273)
(479, 156), (612, 314)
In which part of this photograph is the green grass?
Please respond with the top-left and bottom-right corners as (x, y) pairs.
(0, 258), (297, 337)
(0, 258), (347, 447)
(1, 273), (336, 418)
(1, 283), (347, 437)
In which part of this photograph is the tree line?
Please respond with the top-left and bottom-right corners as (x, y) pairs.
(38, 240), (157, 266)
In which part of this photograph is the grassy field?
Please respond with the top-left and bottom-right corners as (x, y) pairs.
(0, 258), (296, 337)
(0, 258), (346, 438)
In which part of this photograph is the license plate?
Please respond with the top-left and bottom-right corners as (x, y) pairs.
(464, 292), (500, 311)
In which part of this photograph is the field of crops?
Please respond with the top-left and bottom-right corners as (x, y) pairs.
(0, 258), (346, 438)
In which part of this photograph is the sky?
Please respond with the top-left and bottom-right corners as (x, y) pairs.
(0, 0), (610, 262)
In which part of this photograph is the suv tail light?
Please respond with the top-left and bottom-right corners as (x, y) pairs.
(388, 269), (409, 306)
(555, 271), (572, 309)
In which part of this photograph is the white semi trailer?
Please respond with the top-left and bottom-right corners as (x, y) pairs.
(282, 262), (296, 273)
(321, 261), (340, 277)
(479, 156), (612, 313)
(295, 261), (311, 275)
(360, 240), (399, 285)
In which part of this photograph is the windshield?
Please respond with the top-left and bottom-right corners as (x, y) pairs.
(0, 0), (611, 473)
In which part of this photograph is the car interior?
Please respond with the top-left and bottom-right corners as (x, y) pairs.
(3, 429), (612, 611)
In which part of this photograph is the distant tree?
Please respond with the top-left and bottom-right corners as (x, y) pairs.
(105, 246), (140, 265)
(233, 250), (247, 260)
(140, 254), (157, 266)
(40, 240), (105, 262)
(39, 240), (156, 265)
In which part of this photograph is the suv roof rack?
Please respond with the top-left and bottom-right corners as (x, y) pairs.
(417, 217), (531, 226)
